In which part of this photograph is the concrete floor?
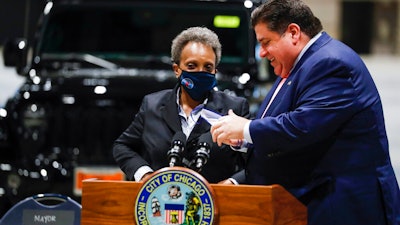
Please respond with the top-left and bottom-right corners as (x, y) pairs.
(362, 55), (400, 182)
(1, 51), (399, 184)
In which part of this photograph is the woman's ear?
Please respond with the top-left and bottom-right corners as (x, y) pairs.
(172, 63), (180, 78)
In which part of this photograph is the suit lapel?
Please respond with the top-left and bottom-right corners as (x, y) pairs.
(187, 92), (219, 143)
(257, 32), (332, 118)
(263, 78), (291, 117)
(161, 87), (213, 143)
(188, 118), (210, 143)
(257, 77), (285, 118)
(161, 85), (182, 133)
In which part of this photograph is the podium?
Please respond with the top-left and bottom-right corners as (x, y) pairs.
(81, 168), (307, 225)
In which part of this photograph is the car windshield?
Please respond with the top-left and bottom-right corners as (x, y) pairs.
(37, 2), (252, 73)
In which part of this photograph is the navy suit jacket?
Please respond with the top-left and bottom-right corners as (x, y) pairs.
(113, 84), (249, 183)
(247, 32), (400, 225)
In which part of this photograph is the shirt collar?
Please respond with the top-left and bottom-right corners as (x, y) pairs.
(287, 32), (323, 77)
(176, 87), (207, 113)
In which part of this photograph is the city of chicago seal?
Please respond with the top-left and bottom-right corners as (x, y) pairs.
(134, 167), (216, 225)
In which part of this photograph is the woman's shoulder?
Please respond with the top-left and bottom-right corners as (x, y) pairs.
(144, 88), (174, 99)
(210, 91), (247, 104)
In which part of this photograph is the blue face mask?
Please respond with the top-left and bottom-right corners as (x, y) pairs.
(179, 70), (217, 101)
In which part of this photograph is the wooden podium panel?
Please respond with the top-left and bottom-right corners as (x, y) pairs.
(81, 180), (306, 225)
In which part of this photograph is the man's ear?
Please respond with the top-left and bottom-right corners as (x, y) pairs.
(287, 23), (300, 38)
(287, 23), (301, 45)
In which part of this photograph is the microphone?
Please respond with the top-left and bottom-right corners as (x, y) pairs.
(167, 131), (186, 167)
(193, 132), (212, 172)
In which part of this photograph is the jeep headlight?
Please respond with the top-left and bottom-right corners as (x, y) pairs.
(22, 104), (47, 140)
(0, 108), (8, 142)
(0, 108), (7, 118)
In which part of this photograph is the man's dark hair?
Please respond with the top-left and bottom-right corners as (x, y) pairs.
(251, 0), (323, 38)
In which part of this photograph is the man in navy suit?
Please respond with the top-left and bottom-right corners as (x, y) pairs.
(211, 0), (400, 224)
(113, 27), (249, 184)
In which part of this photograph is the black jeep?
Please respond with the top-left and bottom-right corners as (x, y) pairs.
(0, 0), (261, 216)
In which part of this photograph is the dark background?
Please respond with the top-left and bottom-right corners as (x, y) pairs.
(0, 0), (46, 44)
(1, 0), (375, 54)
